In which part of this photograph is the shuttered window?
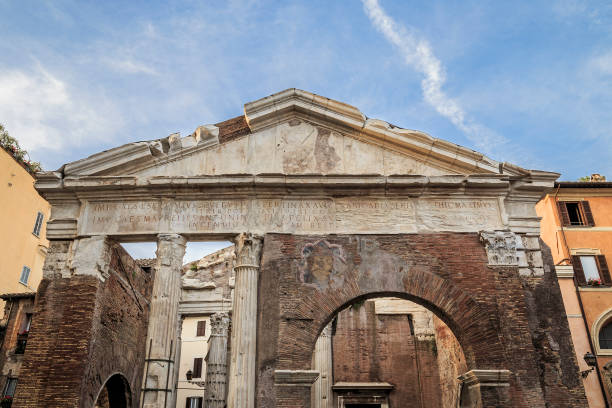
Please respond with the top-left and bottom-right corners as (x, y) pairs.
(572, 255), (611, 286)
(32, 212), (44, 236)
(557, 201), (595, 226)
(19, 266), (30, 285)
(185, 397), (203, 408)
(192, 357), (203, 378)
(196, 320), (206, 337)
(2, 377), (17, 398)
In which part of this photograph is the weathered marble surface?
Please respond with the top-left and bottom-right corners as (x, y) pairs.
(79, 197), (503, 236)
(131, 120), (451, 178)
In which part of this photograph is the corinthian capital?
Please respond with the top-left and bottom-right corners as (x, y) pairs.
(234, 233), (263, 267)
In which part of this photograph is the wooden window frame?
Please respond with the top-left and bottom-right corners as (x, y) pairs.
(192, 357), (203, 378)
(19, 266), (30, 285)
(572, 254), (611, 287)
(196, 320), (206, 337)
(32, 212), (44, 237)
(557, 200), (595, 227)
(185, 396), (203, 408)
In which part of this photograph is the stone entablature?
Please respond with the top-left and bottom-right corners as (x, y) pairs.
(37, 174), (549, 236)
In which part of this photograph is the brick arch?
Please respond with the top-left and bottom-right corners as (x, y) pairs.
(302, 269), (502, 370)
(94, 372), (132, 408)
(262, 233), (508, 378)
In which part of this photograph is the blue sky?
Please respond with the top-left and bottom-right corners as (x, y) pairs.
(1, 0), (611, 183)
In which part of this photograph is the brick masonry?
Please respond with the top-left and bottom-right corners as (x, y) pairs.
(332, 300), (443, 408)
(256, 233), (588, 407)
(12, 240), (153, 408)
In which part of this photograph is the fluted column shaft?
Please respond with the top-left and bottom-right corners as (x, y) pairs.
(312, 324), (333, 408)
(205, 313), (231, 408)
(227, 233), (263, 408)
(142, 233), (186, 408)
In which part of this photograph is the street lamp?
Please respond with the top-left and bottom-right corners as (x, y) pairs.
(185, 369), (206, 387)
(580, 352), (597, 378)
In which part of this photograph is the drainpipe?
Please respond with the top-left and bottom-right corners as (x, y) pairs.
(555, 188), (609, 406)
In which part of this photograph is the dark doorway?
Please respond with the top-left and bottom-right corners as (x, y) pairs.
(94, 374), (131, 408)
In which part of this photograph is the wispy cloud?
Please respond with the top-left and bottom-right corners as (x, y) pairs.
(587, 51), (612, 76)
(104, 57), (159, 76)
(0, 63), (122, 159)
(361, 0), (507, 155)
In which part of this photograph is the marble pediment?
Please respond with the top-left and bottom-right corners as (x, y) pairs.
(61, 88), (530, 178)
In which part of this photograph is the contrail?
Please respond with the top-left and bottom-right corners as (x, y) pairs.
(361, 0), (506, 153)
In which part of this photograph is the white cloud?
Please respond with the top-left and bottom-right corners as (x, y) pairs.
(587, 52), (612, 76)
(105, 58), (159, 76)
(361, 0), (508, 154)
(0, 64), (122, 159)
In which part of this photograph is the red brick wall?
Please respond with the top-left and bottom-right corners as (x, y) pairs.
(13, 240), (153, 408)
(332, 301), (442, 408)
(256, 233), (588, 407)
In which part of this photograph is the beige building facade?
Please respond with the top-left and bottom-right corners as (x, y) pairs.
(0, 148), (50, 306)
(176, 316), (209, 408)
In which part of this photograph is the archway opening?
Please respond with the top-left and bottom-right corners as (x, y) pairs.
(311, 295), (467, 408)
(94, 374), (131, 408)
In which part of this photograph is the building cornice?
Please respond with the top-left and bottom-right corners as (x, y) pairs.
(36, 173), (554, 202)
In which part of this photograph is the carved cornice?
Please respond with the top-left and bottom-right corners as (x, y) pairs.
(39, 89), (560, 183)
(458, 369), (512, 387)
(35, 173), (554, 201)
(274, 370), (319, 386)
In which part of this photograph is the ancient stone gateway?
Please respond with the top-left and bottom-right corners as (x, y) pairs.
(15, 89), (587, 407)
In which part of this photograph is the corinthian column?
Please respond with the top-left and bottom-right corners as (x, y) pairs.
(142, 233), (186, 408)
(311, 323), (333, 408)
(205, 312), (231, 408)
(227, 233), (263, 408)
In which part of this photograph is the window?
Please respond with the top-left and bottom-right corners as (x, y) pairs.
(19, 266), (30, 285)
(2, 377), (17, 398)
(19, 314), (32, 334)
(32, 212), (44, 236)
(196, 320), (206, 337)
(185, 397), (203, 408)
(572, 255), (611, 286)
(600, 321), (612, 349)
(557, 201), (595, 226)
(192, 357), (203, 378)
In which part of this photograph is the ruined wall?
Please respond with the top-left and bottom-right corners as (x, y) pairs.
(332, 300), (442, 408)
(181, 244), (235, 301)
(256, 233), (588, 408)
(434, 315), (467, 408)
(13, 240), (153, 408)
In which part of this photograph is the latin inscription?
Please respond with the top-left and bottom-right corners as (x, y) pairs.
(80, 197), (503, 235)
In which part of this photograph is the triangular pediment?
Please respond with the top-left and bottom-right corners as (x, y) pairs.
(61, 89), (535, 178)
